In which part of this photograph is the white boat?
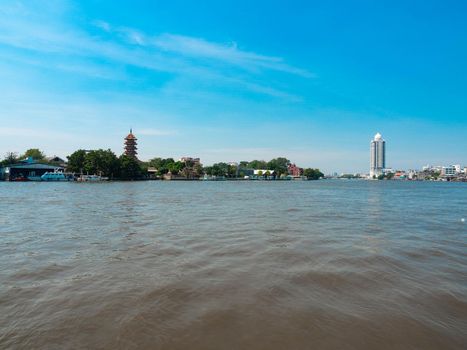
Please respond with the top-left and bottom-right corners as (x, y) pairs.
(41, 171), (74, 181)
(77, 174), (109, 182)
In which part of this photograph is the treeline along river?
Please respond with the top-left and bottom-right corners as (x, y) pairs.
(0, 181), (466, 349)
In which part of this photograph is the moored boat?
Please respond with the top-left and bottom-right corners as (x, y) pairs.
(41, 171), (74, 181)
(11, 176), (29, 182)
(77, 174), (109, 182)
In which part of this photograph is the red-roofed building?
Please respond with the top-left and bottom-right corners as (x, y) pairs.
(288, 163), (303, 177)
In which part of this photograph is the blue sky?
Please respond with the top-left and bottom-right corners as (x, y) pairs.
(0, 0), (466, 173)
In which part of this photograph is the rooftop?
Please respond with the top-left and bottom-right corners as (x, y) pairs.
(3, 163), (63, 170)
(125, 129), (137, 140)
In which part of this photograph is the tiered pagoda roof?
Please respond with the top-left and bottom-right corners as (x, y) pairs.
(124, 129), (138, 159)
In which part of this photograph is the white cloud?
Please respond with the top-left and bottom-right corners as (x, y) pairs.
(91, 22), (312, 76)
(0, 1), (312, 99)
(153, 34), (277, 64)
(147, 33), (312, 77)
(93, 20), (111, 32)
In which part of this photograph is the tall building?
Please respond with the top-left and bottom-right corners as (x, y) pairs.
(124, 129), (138, 159)
(370, 132), (386, 178)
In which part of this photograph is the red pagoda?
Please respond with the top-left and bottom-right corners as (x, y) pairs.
(124, 129), (138, 159)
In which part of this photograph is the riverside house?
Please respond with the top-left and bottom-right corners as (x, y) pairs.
(252, 169), (276, 180)
(0, 157), (64, 181)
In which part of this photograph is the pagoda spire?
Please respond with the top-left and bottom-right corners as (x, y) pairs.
(124, 129), (138, 159)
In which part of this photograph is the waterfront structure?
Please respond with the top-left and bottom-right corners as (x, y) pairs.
(442, 165), (456, 177)
(253, 169), (275, 179)
(124, 129), (138, 159)
(287, 163), (303, 177)
(407, 170), (417, 180)
(179, 157), (201, 165)
(162, 171), (190, 181)
(178, 157), (202, 179)
(370, 132), (386, 178)
(240, 168), (255, 177)
(422, 165), (443, 173)
(46, 156), (67, 167)
(147, 167), (158, 179)
(394, 170), (406, 179)
(0, 157), (64, 181)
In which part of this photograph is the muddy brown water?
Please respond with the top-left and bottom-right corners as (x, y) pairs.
(0, 180), (466, 349)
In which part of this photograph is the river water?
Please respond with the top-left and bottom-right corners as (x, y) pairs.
(0, 180), (466, 349)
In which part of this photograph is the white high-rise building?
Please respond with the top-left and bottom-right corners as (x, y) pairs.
(442, 165), (456, 176)
(370, 132), (386, 178)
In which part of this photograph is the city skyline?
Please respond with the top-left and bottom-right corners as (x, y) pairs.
(1, 1), (467, 173)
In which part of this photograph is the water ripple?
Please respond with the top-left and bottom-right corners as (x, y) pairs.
(0, 181), (466, 349)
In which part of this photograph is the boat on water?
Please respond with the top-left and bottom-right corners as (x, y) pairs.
(201, 175), (226, 181)
(77, 174), (109, 182)
(11, 175), (29, 182)
(41, 171), (74, 182)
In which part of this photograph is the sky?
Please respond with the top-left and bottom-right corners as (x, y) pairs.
(0, 0), (466, 173)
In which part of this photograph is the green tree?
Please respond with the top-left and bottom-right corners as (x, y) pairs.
(139, 161), (149, 173)
(303, 168), (323, 180)
(1, 152), (18, 166)
(167, 161), (184, 175)
(66, 150), (87, 173)
(148, 157), (163, 169)
(248, 160), (268, 169)
(148, 157), (178, 175)
(211, 162), (229, 177)
(227, 164), (238, 178)
(267, 157), (290, 176)
(119, 155), (142, 180)
(194, 163), (204, 176)
(21, 148), (46, 161)
(84, 149), (119, 178)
